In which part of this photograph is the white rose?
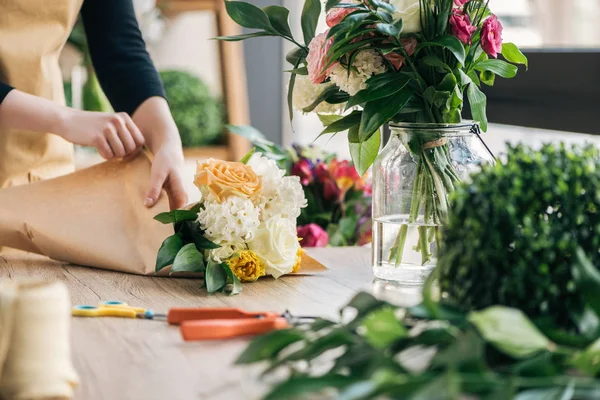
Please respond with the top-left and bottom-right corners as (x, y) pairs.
(247, 218), (300, 279)
(389, 0), (423, 33)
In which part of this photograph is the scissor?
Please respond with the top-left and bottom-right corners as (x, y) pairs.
(72, 301), (312, 341)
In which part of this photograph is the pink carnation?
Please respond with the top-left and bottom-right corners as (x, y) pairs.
(384, 38), (417, 70)
(481, 15), (503, 58)
(297, 224), (329, 248)
(449, 12), (476, 44)
(326, 7), (356, 27)
(454, 0), (469, 6)
(307, 31), (336, 84)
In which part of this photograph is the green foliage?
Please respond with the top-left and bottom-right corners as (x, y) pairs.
(159, 70), (224, 147)
(438, 144), (600, 337)
(237, 292), (600, 399)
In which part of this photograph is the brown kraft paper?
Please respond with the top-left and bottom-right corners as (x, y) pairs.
(0, 154), (327, 276)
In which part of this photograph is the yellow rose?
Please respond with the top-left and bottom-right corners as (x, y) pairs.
(194, 159), (262, 201)
(227, 251), (265, 282)
(292, 248), (303, 273)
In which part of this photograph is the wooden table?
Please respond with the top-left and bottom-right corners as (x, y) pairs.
(0, 247), (421, 400)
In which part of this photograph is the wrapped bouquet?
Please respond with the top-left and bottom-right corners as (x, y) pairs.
(154, 153), (308, 295)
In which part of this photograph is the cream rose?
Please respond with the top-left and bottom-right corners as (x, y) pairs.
(389, 0), (423, 33)
(247, 218), (301, 279)
(194, 159), (262, 201)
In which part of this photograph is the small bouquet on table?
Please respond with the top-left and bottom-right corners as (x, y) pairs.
(154, 152), (310, 295)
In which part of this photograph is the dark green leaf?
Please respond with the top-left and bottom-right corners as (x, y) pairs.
(286, 47), (307, 66)
(513, 384), (576, 400)
(344, 292), (388, 322)
(205, 260), (227, 293)
(370, 0), (395, 13)
(263, 5), (292, 38)
(155, 234), (183, 273)
(236, 328), (305, 364)
(467, 82), (488, 131)
(573, 248), (600, 315)
(222, 263), (243, 296)
(502, 42), (528, 69)
(423, 55), (452, 72)
(346, 73), (411, 109)
(171, 243), (205, 273)
(474, 59), (518, 79)
(361, 307), (407, 349)
(432, 329), (484, 367)
(154, 209), (198, 224)
(318, 113), (344, 126)
(319, 110), (362, 136)
(468, 306), (553, 359)
(177, 221), (221, 250)
(325, 0), (342, 11)
(410, 371), (460, 400)
(302, 85), (344, 113)
(349, 126), (381, 176)
(224, 1), (273, 31)
(240, 148), (256, 164)
(284, 67), (308, 75)
(301, 0), (321, 45)
(359, 89), (414, 141)
(419, 35), (466, 65)
(214, 31), (273, 41)
(375, 23), (400, 38)
(265, 375), (356, 400)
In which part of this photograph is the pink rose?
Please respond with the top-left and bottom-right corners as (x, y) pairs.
(481, 15), (503, 58)
(291, 159), (313, 186)
(453, 0), (469, 6)
(449, 12), (476, 45)
(326, 7), (356, 27)
(384, 38), (417, 70)
(297, 224), (329, 248)
(307, 31), (336, 84)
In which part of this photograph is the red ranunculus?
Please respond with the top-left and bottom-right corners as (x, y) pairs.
(297, 224), (329, 247)
(449, 12), (476, 44)
(291, 159), (313, 186)
(481, 15), (503, 58)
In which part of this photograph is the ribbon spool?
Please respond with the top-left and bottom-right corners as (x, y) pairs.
(0, 281), (79, 399)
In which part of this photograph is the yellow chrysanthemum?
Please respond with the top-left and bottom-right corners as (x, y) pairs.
(227, 251), (265, 282)
(292, 248), (303, 273)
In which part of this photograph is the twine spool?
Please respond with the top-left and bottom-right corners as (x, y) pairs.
(0, 281), (79, 400)
(423, 138), (448, 150)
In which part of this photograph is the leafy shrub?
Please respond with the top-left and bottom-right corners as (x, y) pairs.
(438, 143), (600, 335)
(159, 70), (224, 147)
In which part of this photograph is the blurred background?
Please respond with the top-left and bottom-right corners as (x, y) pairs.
(59, 0), (600, 166)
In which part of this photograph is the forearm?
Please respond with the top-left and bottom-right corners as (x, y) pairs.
(0, 90), (67, 134)
(131, 96), (182, 154)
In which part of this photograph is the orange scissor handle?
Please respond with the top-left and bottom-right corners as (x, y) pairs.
(179, 317), (289, 341)
(167, 308), (279, 325)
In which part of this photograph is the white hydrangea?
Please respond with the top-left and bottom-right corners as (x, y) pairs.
(292, 76), (345, 114)
(329, 49), (387, 95)
(197, 196), (260, 245)
(260, 176), (308, 221)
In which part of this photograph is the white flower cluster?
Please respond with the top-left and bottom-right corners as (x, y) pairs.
(196, 154), (307, 277)
(329, 49), (387, 96)
(292, 76), (344, 114)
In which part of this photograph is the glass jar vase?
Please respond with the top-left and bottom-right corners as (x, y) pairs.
(372, 122), (494, 284)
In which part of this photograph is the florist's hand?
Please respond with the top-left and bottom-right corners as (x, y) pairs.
(58, 108), (145, 159)
(145, 144), (188, 210)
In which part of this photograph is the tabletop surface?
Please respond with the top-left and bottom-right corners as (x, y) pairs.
(0, 247), (421, 400)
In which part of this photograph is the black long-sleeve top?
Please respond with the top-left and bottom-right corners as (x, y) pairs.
(0, 0), (165, 115)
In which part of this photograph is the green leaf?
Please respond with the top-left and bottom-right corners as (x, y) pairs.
(469, 306), (553, 359)
(474, 59), (518, 79)
(571, 338), (600, 376)
(155, 234), (183, 273)
(346, 73), (411, 109)
(240, 148), (256, 164)
(214, 32), (273, 41)
(467, 82), (488, 132)
(359, 89), (414, 141)
(410, 371), (460, 400)
(361, 307), (407, 349)
(502, 42), (528, 69)
(319, 110), (362, 136)
(171, 243), (205, 274)
(222, 263), (243, 296)
(301, 0), (321, 45)
(286, 47), (307, 66)
(344, 292), (388, 324)
(573, 248), (600, 315)
(284, 67), (308, 75)
(263, 5), (292, 38)
(288, 67), (299, 122)
(325, 0), (342, 11)
(235, 328), (305, 364)
(422, 55), (452, 72)
(480, 70), (496, 86)
(317, 113), (344, 126)
(375, 23), (400, 38)
(265, 375), (356, 400)
(513, 385), (576, 400)
(154, 209), (198, 224)
(205, 260), (227, 293)
(224, 1), (273, 31)
(349, 126), (380, 176)
(302, 85), (344, 113)
(420, 35), (466, 65)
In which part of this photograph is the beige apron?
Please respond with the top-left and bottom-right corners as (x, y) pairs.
(0, 0), (83, 189)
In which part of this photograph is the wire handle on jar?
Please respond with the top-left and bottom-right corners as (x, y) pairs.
(470, 124), (497, 162)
